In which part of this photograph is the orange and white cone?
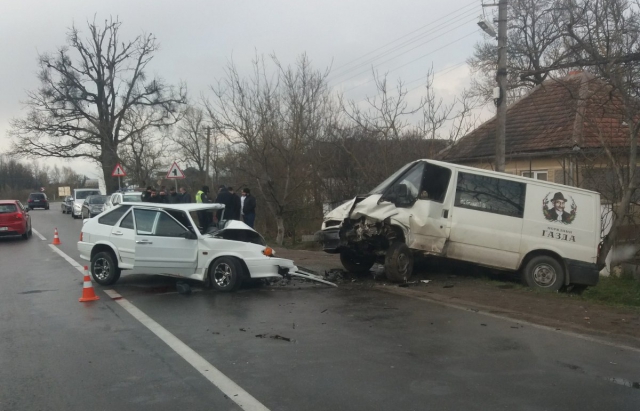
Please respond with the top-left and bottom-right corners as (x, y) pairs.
(52, 228), (61, 245)
(79, 266), (100, 302)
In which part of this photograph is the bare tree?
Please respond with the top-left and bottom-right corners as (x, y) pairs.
(172, 106), (208, 173)
(559, 0), (640, 268)
(468, 0), (570, 102)
(206, 53), (337, 245)
(9, 18), (187, 193)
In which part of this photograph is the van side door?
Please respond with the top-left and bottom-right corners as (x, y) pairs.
(447, 171), (526, 270)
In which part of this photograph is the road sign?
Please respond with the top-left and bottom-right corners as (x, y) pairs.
(40, 187), (45, 192)
(111, 163), (126, 177)
(166, 162), (185, 179)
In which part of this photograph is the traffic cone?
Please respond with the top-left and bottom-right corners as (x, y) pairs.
(79, 266), (100, 302)
(52, 228), (61, 245)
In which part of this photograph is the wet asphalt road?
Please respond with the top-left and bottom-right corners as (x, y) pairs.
(1, 204), (639, 410)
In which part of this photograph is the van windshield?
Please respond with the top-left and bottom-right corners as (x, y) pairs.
(367, 162), (416, 195)
(75, 190), (101, 200)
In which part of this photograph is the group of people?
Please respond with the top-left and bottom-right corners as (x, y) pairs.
(142, 186), (192, 204)
(195, 185), (256, 228)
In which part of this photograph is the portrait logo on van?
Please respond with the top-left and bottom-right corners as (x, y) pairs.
(542, 192), (577, 224)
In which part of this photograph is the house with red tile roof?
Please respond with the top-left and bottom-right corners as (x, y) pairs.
(441, 71), (631, 196)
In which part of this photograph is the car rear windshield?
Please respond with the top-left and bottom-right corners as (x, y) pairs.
(89, 196), (107, 204)
(0, 204), (17, 213)
(75, 190), (101, 200)
(29, 193), (45, 199)
(123, 194), (142, 202)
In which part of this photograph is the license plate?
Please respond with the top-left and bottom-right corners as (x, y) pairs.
(0, 227), (8, 231)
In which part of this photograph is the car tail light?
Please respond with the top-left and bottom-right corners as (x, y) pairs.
(28, 199), (33, 203)
(262, 247), (275, 257)
(79, 232), (83, 242)
(15, 213), (23, 220)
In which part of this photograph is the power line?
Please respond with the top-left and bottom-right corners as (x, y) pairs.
(340, 29), (478, 95)
(328, 6), (478, 82)
(330, 0), (478, 74)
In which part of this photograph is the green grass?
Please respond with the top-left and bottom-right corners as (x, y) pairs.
(581, 275), (640, 307)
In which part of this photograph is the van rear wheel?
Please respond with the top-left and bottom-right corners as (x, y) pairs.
(523, 255), (564, 291)
(340, 250), (375, 274)
(385, 242), (414, 282)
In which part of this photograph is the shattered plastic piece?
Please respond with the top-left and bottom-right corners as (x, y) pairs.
(271, 334), (292, 342)
(239, 328), (247, 332)
(420, 280), (431, 284)
(289, 270), (338, 287)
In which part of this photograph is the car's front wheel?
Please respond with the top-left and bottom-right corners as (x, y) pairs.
(91, 251), (121, 285)
(385, 242), (414, 282)
(209, 257), (243, 292)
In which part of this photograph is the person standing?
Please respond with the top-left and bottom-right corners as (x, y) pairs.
(179, 186), (192, 203)
(214, 185), (235, 222)
(196, 186), (212, 230)
(242, 188), (256, 228)
(142, 186), (153, 202)
(166, 187), (181, 204)
(240, 190), (246, 221)
(228, 187), (242, 220)
(158, 185), (168, 203)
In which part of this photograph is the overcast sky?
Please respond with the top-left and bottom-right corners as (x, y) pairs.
(0, 0), (490, 181)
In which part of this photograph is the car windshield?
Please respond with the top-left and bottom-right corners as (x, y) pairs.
(75, 190), (101, 200)
(123, 193), (141, 202)
(0, 204), (17, 213)
(89, 196), (107, 204)
(367, 162), (416, 195)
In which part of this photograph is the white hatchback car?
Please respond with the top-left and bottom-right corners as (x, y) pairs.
(103, 191), (143, 213)
(78, 203), (298, 292)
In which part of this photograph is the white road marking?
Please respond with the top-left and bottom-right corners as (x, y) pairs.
(47, 244), (85, 273)
(32, 228), (47, 241)
(104, 290), (270, 411)
(383, 287), (640, 354)
(43, 238), (269, 410)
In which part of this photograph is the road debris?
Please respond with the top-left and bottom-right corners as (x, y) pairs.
(255, 333), (294, 342)
(287, 269), (338, 287)
(321, 309), (328, 313)
(420, 280), (431, 284)
(239, 328), (247, 332)
(443, 283), (455, 288)
(176, 281), (191, 295)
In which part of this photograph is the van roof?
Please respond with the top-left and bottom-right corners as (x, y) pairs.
(424, 159), (600, 196)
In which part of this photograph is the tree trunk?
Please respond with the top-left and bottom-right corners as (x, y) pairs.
(275, 215), (285, 246)
(101, 146), (120, 194)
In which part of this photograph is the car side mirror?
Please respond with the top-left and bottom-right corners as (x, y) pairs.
(182, 231), (198, 240)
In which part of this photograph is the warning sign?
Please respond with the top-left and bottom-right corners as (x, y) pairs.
(111, 163), (126, 177)
(166, 162), (185, 179)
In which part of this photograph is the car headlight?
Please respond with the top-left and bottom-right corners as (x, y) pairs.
(74, 204), (81, 210)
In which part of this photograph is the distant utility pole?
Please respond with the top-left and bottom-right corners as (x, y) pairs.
(478, 1), (508, 172)
(205, 126), (211, 186)
(495, 0), (508, 173)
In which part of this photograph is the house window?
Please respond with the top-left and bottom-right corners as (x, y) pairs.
(522, 170), (548, 181)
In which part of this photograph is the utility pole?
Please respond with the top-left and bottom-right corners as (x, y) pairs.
(205, 126), (211, 186)
(495, 0), (508, 172)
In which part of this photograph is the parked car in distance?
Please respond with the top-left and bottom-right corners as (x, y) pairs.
(103, 191), (143, 213)
(81, 195), (109, 219)
(0, 200), (32, 240)
(27, 193), (49, 210)
(78, 203), (297, 292)
(61, 196), (74, 214)
(71, 188), (102, 219)
(318, 159), (602, 292)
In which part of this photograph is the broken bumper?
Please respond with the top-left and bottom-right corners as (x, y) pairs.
(244, 257), (298, 279)
(317, 228), (341, 253)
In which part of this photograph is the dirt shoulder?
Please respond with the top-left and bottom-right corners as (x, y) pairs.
(275, 247), (640, 348)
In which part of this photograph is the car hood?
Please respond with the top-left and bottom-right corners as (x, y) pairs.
(73, 199), (85, 206)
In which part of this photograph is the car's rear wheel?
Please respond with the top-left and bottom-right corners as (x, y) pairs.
(522, 255), (564, 292)
(91, 251), (121, 285)
(340, 249), (375, 274)
(385, 242), (414, 282)
(209, 257), (243, 292)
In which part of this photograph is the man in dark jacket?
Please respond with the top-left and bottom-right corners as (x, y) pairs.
(214, 185), (235, 222)
(142, 186), (153, 202)
(242, 188), (256, 228)
(166, 187), (181, 204)
(228, 187), (242, 220)
(179, 186), (192, 203)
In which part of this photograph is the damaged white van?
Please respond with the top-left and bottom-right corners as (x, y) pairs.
(318, 159), (602, 291)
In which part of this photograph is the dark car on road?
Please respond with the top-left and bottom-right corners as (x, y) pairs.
(0, 200), (32, 240)
(81, 195), (108, 218)
(27, 193), (49, 210)
(61, 196), (73, 214)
